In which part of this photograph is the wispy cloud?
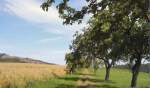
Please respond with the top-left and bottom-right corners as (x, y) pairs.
(4, 0), (59, 24)
(38, 37), (63, 44)
(3, 0), (87, 35)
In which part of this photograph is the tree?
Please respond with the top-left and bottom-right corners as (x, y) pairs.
(41, 0), (149, 24)
(65, 52), (76, 74)
(71, 22), (122, 81)
(68, 12), (149, 86)
(122, 20), (149, 87)
(41, 0), (150, 87)
(70, 32), (94, 69)
(65, 52), (83, 74)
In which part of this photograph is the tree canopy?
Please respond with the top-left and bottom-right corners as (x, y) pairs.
(42, 0), (149, 24)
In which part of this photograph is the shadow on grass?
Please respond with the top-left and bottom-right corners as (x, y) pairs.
(55, 84), (119, 88)
(55, 84), (75, 88)
(59, 76), (81, 81)
(58, 76), (115, 84)
(54, 83), (119, 88)
(77, 85), (119, 88)
(76, 73), (96, 76)
(55, 73), (118, 88)
(95, 84), (119, 88)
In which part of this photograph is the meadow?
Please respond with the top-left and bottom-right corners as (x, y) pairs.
(28, 69), (150, 88)
(0, 63), (149, 88)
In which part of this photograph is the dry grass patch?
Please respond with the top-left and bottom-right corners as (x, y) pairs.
(0, 63), (66, 88)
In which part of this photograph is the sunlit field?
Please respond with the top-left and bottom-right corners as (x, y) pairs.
(0, 63), (149, 88)
(0, 63), (66, 88)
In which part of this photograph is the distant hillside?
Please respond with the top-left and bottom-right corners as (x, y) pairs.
(0, 53), (53, 64)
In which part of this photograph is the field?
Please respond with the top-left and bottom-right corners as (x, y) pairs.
(0, 63), (149, 88)
(0, 63), (66, 88)
(28, 69), (150, 88)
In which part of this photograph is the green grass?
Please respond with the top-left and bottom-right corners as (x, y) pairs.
(27, 68), (150, 88)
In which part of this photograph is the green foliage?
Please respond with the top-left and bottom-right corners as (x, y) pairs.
(65, 52), (76, 73)
(41, 0), (149, 24)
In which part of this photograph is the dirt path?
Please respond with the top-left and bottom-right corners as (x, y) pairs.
(76, 70), (97, 88)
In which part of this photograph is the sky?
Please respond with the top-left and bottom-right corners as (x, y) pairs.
(0, 0), (87, 65)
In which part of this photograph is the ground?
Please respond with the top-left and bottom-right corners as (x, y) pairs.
(29, 68), (150, 88)
(0, 63), (149, 88)
(0, 63), (66, 88)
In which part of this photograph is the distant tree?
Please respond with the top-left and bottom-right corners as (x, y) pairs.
(65, 51), (87, 74)
(65, 52), (76, 74)
(71, 24), (121, 81)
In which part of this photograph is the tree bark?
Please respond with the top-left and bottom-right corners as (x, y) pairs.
(105, 66), (111, 81)
(131, 68), (140, 88)
(131, 57), (141, 88)
(104, 61), (111, 81)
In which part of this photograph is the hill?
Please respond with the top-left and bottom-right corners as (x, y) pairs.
(0, 53), (53, 64)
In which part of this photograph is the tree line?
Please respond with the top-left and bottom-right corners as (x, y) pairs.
(41, 0), (150, 88)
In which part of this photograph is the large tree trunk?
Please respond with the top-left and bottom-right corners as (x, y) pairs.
(104, 61), (111, 81)
(105, 66), (111, 81)
(131, 57), (141, 88)
(131, 68), (140, 88)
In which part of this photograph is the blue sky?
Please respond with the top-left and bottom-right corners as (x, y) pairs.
(0, 0), (87, 65)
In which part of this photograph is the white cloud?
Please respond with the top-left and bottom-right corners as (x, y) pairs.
(4, 0), (87, 35)
(3, 0), (88, 36)
(45, 23), (86, 34)
(38, 37), (63, 44)
(4, 0), (59, 24)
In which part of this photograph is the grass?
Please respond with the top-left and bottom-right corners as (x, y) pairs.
(0, 63), (66, 88)
(28, 68), (150, 88)
(0, 63), (149, 88)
